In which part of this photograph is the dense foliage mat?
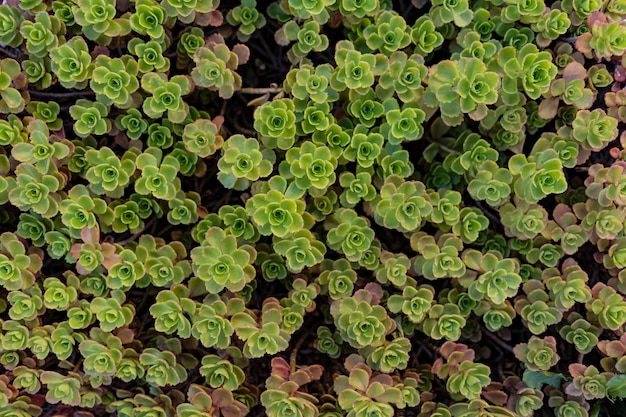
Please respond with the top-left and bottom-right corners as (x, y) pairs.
(0, 0), (625, 416)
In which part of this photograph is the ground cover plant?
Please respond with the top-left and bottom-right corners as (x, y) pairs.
(0, 0), (625, 416)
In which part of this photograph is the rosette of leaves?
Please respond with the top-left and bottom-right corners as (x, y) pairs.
(474, 300), (516, 332)
(134, 235), (191, 287)
(279, 20), (329, 63)
(542, 259), (592, 311)
(428, 189), (462, 227)
(411, 16), (444, 55)
(273, 229), (326, 273)
(129, 0), (166, 39)
(430, 0), (473, 27)
(376, 51), (426, 103)
(79, 330), (123, 379)
(246, 176), (309, 237)
(218, 205), (259, 243)
(191, 226), (257, 293)
(134, 147), (181, 201)
(331, 289), (395, 349)
(496, 43), (558, 105)
(587, 283), (626, 331)
(559, 314), (600, 354)
(576, 18), (626, 60)
(217, 134), (276, 190)
(161, 0), (219, 23)
(253, 98), (297, 150)
(115, 108), (148, 141)
(19, 12), (64, 59)
(49, 36), (93, 89)
(565, 364), (610, 401)
(541, 205), (588, 255)
(422, 303), (466, 341)
(298, 101), (334, 134)
(176, 27), (204, 66)
(22, 56), (51, 90)
(191, 295), (237, 349)
(150, 285), (196, 338)
(26, 101), (62, 131)
(0, 58), (24, 114)
(411, 233), (465, 280)
(84, 147), (136, 198)
(452, 207), (489, 244)
(90, 55), (139, 108)
(1, 320), (29, 350)
(387, 284), (435, 324)
(142, 73), (193, 123)
(360, 337), (411, 373)
(580, 199), (625, 240)
(9, 163), (65, 218)
(379, 98), (426, 145)
(177, 384), (249, 417)
(513, 335), (560, 371)
(468, 160), (513, 207)
(330, 40), (388, 94)
(7, 286), (44, 321)
(462, 249), (522, 305)
(204, 353), (247, 393)
(499, 199), (548, 240)
(530, 132), (578, 170)
(515, 280), (563, 334)
(182, 118), (224, 158)
(315, 326), (342, 358)
(508, 149), (568, 204)
(287, 277), (319, 312)
(192, 43), (244, 99)
(40, 371), (82, 406)
(231, 298), (291, 358)
(586, 161), (626, 207)
(261, 358), (322, 417)
(59, 185), (110, 239)
(424, 57), (499, 126)
(375, 251), (412, 288)
(74, 0), (131, 43)
(530, 9), (571, 46)
(279, 141), (337, 197)
(43, 276), (78, 310)
(570, 108), (618, 152)
(449, 399), (515, 417)
(0, 6), (24, 47)
(0, 115), (25, 146)
(361, 11), (411, 55)
(316, 258), (358, 300)
(226, 0), (266, 42)
(325, 208), (375, 263)
(285, 63), (338, 106)
(11, 120), (71, 172)
(337, 0), (379, 20)
(128, 39), (170, 74)
(370, 175), (432, 233)
(446, 132), (499, 178)
(342, 124), (385, 168)
(69, 99), (111, 138)
(167, 191), (200, 225)
(139, 347), (187, 387)
(434, 344), (491, 401)
(90, 289), (135, 332)
(334, 356), (403, 417)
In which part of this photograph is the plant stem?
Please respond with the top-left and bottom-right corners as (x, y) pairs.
(482, 328), (513, 353)
(290, 330), (310, 373)
(239, 87), (283, 94)
(28, 89), (95, 99)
